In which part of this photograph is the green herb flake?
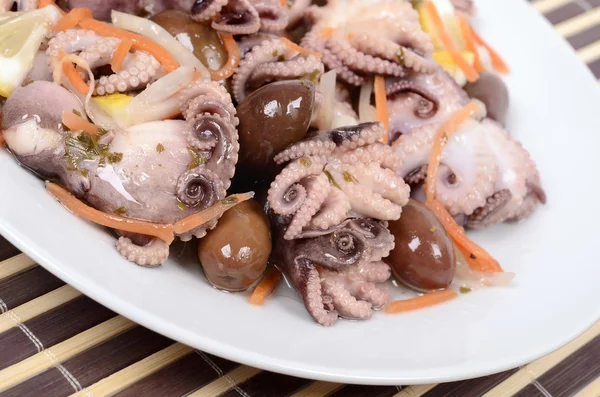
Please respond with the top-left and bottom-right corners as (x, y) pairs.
(114, 207), (127, 215)
(72, 109), (82, 117)
(156, 143), (165, 153)
(64, 131), (124, 170)
(342, 171), (358, 183)
(177, 202), (188, 211)
(221, 196), (238, 205)
(97, 127), (108, 136)
(272, 50), (279, 57)
(299, 157), (312, 167)
(429, 225), (437, 233)
(108, 152), (123, 164)
(396, 47), (405, 65)
(187, 147), (207, 170)
(324, 170), (341, 189)
(277, 54), (285, 62)
(303, 69), (321, 83)
(459, 287), (472, 294)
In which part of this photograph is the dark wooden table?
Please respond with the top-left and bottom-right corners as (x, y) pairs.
(1, 1), (600, 395)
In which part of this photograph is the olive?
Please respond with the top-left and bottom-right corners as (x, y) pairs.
(198, 200), (272, 292)
(151, 10), (227, 71)
(236, 80), (315, 172)
(464, 72), (509, 126)
(387, 199), (456, 291)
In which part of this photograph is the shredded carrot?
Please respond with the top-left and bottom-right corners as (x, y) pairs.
(61, 111), (99, 135)
(456, 245), (488, 273)
(320, 27), (334, 38)
(249, 267), (282, 305)
(279, 37), (322, 59)
(374, 75), (389, 144)
(52, 8), (92, 31)
(46, 182), (175, 244)
(78, 18), (179, 72)
(173, 192), (254, 234)
(424, 102), (480, 201)
(110, 39), (132, 73)
(210, 33), (241, 81)
(280, 0), (286, 6)
(470, 28), (510, 74)
(62, 62), (89, 94)
(385, 289), (458, 314)
(458, 15), (484, 73)
(424, 200), (503, 272)
(425, 2), (479, 82)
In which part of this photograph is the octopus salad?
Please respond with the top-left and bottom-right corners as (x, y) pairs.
(0, 0), (545, 326)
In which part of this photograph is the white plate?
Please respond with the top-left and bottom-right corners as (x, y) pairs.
(1, 0), (600, 386)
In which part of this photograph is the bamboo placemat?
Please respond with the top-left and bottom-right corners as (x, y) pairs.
(2, 1), (600, 395)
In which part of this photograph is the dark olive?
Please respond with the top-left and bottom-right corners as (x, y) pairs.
(198, 200), (272, 292)
(464, 72), (509, 126)
(236, 80), (315, 172)
(387, 199), (456, 291)
(151, 10), (227, 71)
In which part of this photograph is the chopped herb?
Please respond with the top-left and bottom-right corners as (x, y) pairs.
(470, 253), (476, 259)
(64, 130), (124, 170)
(324, 170), (341, 189)
(429, 225), (437, 233)
(107, 152), (123, 164)
(187, 147), (207, 169)
(299, 157), (312, 167)
(396, 47), (405, 65)
(114, 207), (127, 215)
(97, 127), (108, 136)
(72, 109), (82, 117)
(176, 202), (188, 211)
(156, 143), (165, 153)
(278, 55), (285, 62)
(303, 69), (321, 83)
(66, 166), (89, 177)
(459, 287), (472, 294)
(22, 80), (33, 87)
(272, 50), (279, 57)
(342, 171), (358, 183)
(221, 196), (238, 205)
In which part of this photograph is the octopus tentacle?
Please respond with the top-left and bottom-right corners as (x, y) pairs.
(47, 29), (98, 63)
(268, 156), (326, 215)
(191, 0), (229, 21)
(287, 0), (311, 26)
(213, 0), (262, 35)
(178, 218), (220, 242)
(96, 52), (162, 95)
(466, 189), (512, 229)
(385, 79), (440, 120)
(338, 181), (402, 220)
(273, 137), (336, 164)
(321, 278), (373, 320)
(357, 260), (391, 284)
(116, 237), (170, 267)
(285, 173), (331, 239)
(249, 0), (289, 32)
(301, 265), (338, 326)
(76, 36), (121, 70)
(309, 188), (351, 230)
(344, 276), (389, 309)
(247, 55), (323, 89)
(342, 163), (411, 210)
(330, 122), (385, 152)
(176, 167), (225, 208)
(337, 143), (399, 171)
(326, 39), (405, 78)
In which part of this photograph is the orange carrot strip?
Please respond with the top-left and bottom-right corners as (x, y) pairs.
(425, 1), (479, 82)
(320, 27), (334, 38)
(424, 200), (503, 273)
(52, 8), (92, 31)
(280, 0), (286, 6)
(111, 39), (132, 73)
(61, 111), (99, 135)
(62, 62), (89, 94)
(78, 18), (179, 72)
(374, 75), (389, 144)
(458, 15), (484, 73)
(385, 289), (458, 314)
(457, 244), (489, 272)
(279, 37), (322, 59)
(46, 182), (175, 244)
(210, 33), (241, 81)
(470, 28), (510, 74)
(173, 192), (254, 234)
(249, 267), (282, 305)
(425, 102), (480, 201)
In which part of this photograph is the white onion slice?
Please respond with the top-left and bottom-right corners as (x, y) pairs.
(111, 10), (210, 80)
(122, 65), (195, 126)
(453, 250), (515, 289)
(316, 70), (336, 131)
(358, 77), (377, 123)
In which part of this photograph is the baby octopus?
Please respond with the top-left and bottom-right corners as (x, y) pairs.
(272, 214), (394, 326)
(301, 0), (436, 86)
(267, 122), (410, 240)
(47, 29), (163, 96)
(2, 79), (239, 266)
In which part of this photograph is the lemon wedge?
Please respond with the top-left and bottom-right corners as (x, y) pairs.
(92, 93), (134, 120)
(0, 6), (62, 97)
(434, 50), (475, 86)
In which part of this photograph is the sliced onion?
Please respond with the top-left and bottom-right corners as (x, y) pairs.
(358, 76), (377, 123)
(122, 65), (195, 126)
(111, 10), (210, 81)
(316, 70), (336, 131)
(453, 250), (515, 289)
(52, 54), (119, 131)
